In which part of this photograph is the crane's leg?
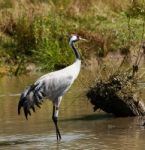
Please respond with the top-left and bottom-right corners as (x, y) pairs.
(52, 97), (62, 141)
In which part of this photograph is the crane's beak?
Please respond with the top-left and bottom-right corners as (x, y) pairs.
(79, 37), (88, 42)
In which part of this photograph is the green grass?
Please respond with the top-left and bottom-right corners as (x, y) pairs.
(0, 0), (145, 75)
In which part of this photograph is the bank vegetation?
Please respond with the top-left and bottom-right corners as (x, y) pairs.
(0, 0), (145, 76)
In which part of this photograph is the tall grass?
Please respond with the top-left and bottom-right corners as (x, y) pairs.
(0, 0), (145, 75)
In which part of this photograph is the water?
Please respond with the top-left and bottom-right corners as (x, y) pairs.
(0, 74), (145, 150)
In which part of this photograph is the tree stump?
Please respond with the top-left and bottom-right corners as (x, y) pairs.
(87, 72), (145, 117)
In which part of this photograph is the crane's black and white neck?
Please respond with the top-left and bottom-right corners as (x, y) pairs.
(18, 34), (87, 141)
(69, 35), (81, 60)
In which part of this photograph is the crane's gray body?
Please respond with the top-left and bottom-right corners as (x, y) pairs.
(22, 59), (81, 104)
(36, 59), (81, 100)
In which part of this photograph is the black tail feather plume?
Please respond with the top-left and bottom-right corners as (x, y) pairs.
(18, 94), (27, 115)
(31, 105), (35, 112)
(18, 84), (45, 119)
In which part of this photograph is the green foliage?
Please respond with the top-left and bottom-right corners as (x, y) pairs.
(0, 0), (13, 9)
(0, 0), (145, 75)
(14, 16), (36, 57)
(31, 14), (74, 71)
(125, 0), (145, 18)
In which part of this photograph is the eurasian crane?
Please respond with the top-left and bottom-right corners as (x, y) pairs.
(18, 34), (87, 141)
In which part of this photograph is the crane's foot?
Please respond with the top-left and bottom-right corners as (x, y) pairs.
(52, 115), (62, 141)
(56, 129), (61, 141)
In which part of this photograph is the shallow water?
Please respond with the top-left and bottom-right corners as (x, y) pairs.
(0, 74), (145, 150)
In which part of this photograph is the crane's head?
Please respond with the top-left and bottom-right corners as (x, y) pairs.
(69, 34), (87, 43)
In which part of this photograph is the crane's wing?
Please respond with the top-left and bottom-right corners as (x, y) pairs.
(18, 82), (46, 119)
(18, 75), (73, 119)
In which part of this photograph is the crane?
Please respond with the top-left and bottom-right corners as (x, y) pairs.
(18, 34), (87, 141)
